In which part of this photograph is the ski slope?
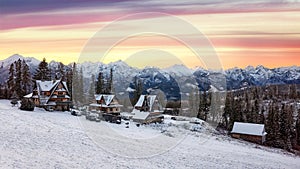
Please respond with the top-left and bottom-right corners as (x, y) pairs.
(0, 100), (299, 169)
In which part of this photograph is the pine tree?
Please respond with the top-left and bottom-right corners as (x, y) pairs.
(273, 103), (281, 148)
(289, 84), (297, 99)
(7, 63), (15, 97)
(15, 59), (23, 98)
(72, 63), (79, 104)
(34, 58), (51, 81)
(222, 91), (233, 129)
(198, 91), (209, 121)
(66, 65), (73, 101)
(108, 68), (113, 94)
(78, 67), (84, 103)
(88, 74), (95, 104)
(72, 66), (84, 105)
(266, 102), (275, 144)
(22, 60), (32, 95)
(279, 104), (293, 151)
(130, 77), (143, 106)
(96, 72), (104, 94)
(56, 62), (66, 80)
(296, 110), (300, 145)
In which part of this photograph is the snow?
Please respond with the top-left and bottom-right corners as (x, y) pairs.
(231, 122), (267, 136)
(23, 93), (33, 98)
(0, 100), (300, 168)
(132, 109), (150, 120)
(36, 80), (60, 91)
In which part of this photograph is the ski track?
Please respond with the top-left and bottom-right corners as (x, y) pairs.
(0, 100), (300, 169)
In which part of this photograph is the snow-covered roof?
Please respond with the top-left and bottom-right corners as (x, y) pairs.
(134, 95), (156, 111)
(23, 93), (33, 98)
(37, 80), (60, 91)
(89, 103), (122, 108)
(95, 94), (115, 105)
(132, 109), (150, 120)
(231, 122), (267, 136)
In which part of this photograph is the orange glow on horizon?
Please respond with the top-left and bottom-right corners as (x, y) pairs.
(0, 9), (299, 70)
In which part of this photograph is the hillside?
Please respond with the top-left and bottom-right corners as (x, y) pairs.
(0, 100), (299, 168)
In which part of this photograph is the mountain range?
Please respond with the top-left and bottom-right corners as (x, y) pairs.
(1, 54), (300, 99)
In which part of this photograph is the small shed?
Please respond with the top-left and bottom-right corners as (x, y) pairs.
(231, 122), (267, 144)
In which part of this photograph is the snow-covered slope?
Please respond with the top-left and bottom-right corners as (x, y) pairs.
(0, 100), (300, 168)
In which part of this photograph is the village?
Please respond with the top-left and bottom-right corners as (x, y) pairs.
(2, 57), (299, 153)
(19, 71), (268, 146)
(1, 57), (300, 168)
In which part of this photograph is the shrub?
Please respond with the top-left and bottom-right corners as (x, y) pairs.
(20, 98), (35, 111)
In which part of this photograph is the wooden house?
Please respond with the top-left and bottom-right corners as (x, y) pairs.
(89, 94), (123, 114)
(30, 80), (71, 111)
(89, 94), (123, 122)
(132, 95), (163, 124)
(231, 122), (267, 144)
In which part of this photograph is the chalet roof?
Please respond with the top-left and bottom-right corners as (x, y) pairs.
(36, 80), (60, 91)
(134, 95), (156, 111)
(231, 122), (267, 136)
(94, 94), (115, 105)
(132, 109), (150, 120)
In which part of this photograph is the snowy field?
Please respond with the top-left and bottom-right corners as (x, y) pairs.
(0, 100), (300, 169)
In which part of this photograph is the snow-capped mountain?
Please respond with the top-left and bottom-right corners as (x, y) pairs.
(0, 54), (40, 84)
(225, 65), (300, 89)
(163, 64), (194, 76)
(128, 67), (181, 101)
(1, 54), (300, 95)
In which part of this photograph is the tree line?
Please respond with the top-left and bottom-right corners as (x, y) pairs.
(0, 58), (73, 100)
(191, 84), (300, 152)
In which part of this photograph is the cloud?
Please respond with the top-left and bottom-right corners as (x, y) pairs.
(1, 0), (299, 30)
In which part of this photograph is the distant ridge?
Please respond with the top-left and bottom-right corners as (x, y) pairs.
(1, 54), (300, 95)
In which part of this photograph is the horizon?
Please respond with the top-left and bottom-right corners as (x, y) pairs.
(1, 53), (299, 71)
(0, 0), (299, 69)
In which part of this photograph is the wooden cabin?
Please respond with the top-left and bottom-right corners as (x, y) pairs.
(89, 94), (123, 114)
(132, 95), (163, 124)
(231, 122), (267, 144)
(89, 94), (123, 122)
(29, 80), (71, 111)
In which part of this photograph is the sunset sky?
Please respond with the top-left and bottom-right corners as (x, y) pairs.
(0, 0), (299, 69)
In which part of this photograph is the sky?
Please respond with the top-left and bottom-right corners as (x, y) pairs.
(0, 0), (299, 69)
